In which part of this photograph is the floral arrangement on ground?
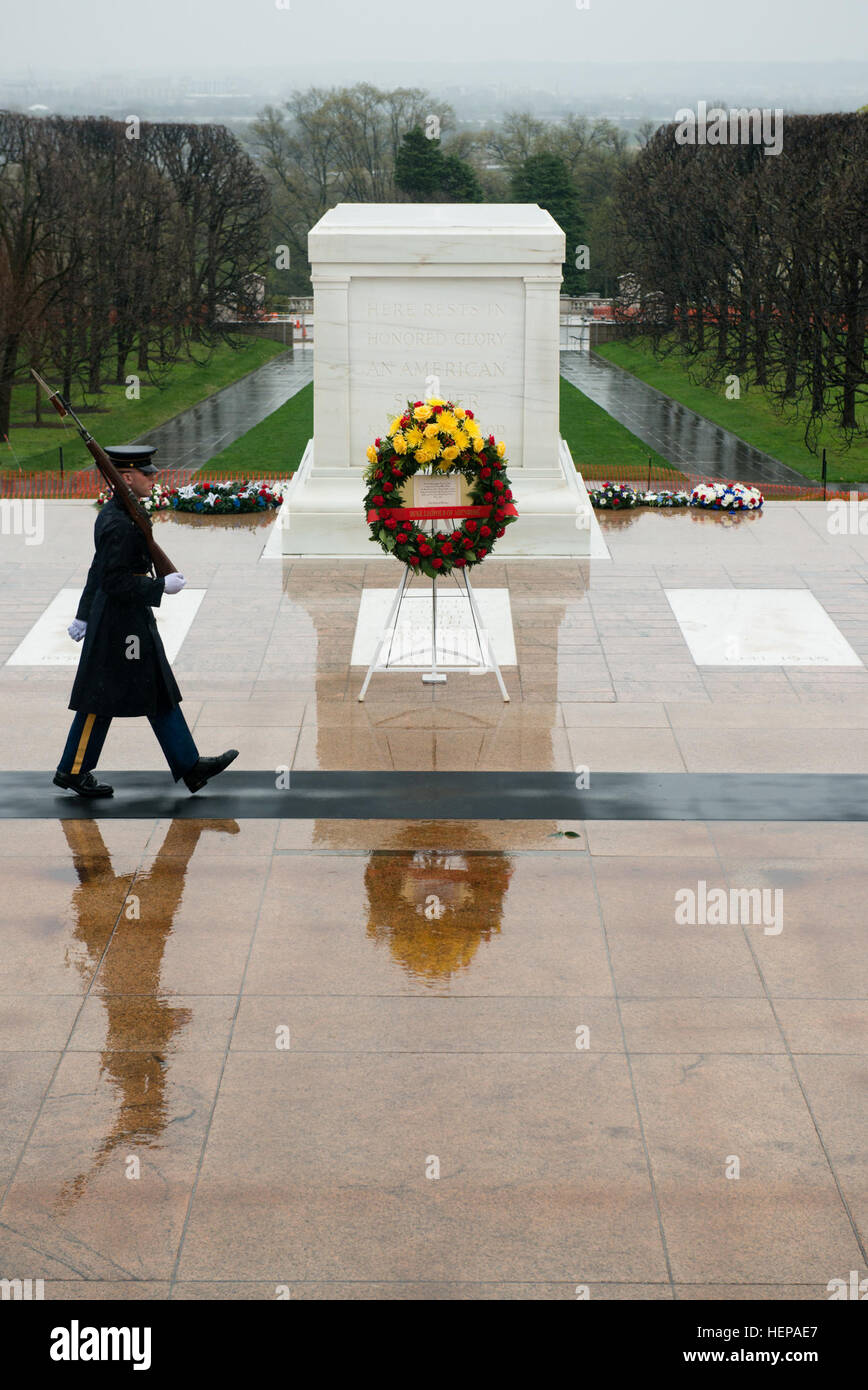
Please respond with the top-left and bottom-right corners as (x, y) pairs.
(97, 480), (285, 513)
(363, 397), (517, 577)
(590, 481), (764, 511)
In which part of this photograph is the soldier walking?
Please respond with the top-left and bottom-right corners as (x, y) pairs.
(54, 445), (237, 799)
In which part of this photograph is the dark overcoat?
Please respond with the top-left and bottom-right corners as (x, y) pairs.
(68, 498), (182, 717)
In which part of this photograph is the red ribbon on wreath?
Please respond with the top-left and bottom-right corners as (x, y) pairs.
(363, 398), (518, 576)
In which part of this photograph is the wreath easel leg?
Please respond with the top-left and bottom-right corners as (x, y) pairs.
(358, 564), (413, 702)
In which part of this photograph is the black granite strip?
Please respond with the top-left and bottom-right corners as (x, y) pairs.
(3, 770), (868, 820)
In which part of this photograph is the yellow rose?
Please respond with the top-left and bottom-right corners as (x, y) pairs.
(393, 434), (407, 454)
(366, 445), (378, 464)
(472, 436), (484, 453)
(427, 397), (445, 407)
(414, 404), (433, 422)
(497, 441), (506, 458)
(423, 422), (440, 437)
(454, 408), (466, 420)
(388, 416), (402, 435)
(441, 445), (459, 461)
(405, 427), (423, 448)
(414, 446), (433, 463)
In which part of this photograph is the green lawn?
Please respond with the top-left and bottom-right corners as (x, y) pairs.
(596, 339), (868, 486)
(559, 376), (681, 483)
(204, 382), (312, 477)
(3, 337), (289, 474)
(199, 377), (674, 484)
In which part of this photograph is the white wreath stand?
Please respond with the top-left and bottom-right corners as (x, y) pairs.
(358, 520), (510, 702)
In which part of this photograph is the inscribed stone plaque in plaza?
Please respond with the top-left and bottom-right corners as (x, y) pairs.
(348, 277), (523, 469)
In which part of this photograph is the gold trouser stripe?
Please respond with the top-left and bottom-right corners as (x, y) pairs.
(71, 713), (96, 775)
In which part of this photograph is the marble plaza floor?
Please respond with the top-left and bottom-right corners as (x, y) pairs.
(1, 499), (867, 1299)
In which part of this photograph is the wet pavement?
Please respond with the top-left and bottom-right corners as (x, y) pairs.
(561, 350), (813, 489)
(0, 814), (866, 1297)
(134, 351), (313, 474)
(2, 502), (868, 1298)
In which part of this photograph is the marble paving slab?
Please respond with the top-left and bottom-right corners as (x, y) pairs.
(350, 587), (517, 668)
(665, 589), (862, 666)
(6, 587), (206, 667)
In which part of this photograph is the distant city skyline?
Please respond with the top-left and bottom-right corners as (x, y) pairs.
(1, 60), (864, 128)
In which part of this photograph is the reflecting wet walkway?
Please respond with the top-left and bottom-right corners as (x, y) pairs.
(135, 351), (313, 474)
(3, 504), (868, 1297)
(0, 814), (865, 1297)
(561, 350), (813, 488)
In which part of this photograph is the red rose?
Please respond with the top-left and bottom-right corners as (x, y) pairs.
(493, 480), (504, 491)
(384, 519), (397, 530)
(477, 547), (487, 557)
(495, 508), (506, 519)
(420, 543), (432, 556)
(488, 434), (495, 444)
(505, 489), (513, 500)
(465, 519), (477, 532)
(496, 527), (505, 537)
(383, 481), (394, 491)
(453, 556), (466, 567)
(431, 558), (444, 569)
(372, 494), (384, 506)
(408, 555), (420, 566)
(396, 533), (408, 543)
(433, 405), (442, 414)
(484, 491), (493, 502)
(465, 410), (474, 419)
(375, 470), (383, 479)
(442, 542), (454, 555)
(479, 525), (491, 537)
(462, 535), (474, 548)
(392, 465), (402, 475)
(481, 467), (491, 478)
(401, 415), (410, 426)
(413, 400), (422, 407)
(374, 437), (381, 446)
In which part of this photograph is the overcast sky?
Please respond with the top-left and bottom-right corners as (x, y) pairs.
(3, 0), (866, 73)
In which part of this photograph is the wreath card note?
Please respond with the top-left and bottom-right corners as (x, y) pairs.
(412, 473), (461, 508)
(409, 473), (475, 509)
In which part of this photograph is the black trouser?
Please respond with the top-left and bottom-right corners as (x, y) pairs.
(58, 707), (199, 781)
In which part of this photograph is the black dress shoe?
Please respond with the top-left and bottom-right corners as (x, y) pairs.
(183, 749), (239, 794)
(53, 770), (114, 798)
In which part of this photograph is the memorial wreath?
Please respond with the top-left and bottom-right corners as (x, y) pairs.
(363, 397), (517, 578)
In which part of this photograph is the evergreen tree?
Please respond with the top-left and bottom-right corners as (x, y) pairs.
(395, 126), (483, 203)
(394, 126), (443, 197)
(511, 152), (587, 293)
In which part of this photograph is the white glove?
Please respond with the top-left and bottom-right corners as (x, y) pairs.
(163, 572), (186, 595)
(68, 618), (87, 642)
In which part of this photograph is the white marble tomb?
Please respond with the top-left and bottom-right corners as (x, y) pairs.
(276, 203), (599, 557)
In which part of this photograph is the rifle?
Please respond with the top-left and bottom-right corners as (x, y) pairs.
(31, 368), (177, 578)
